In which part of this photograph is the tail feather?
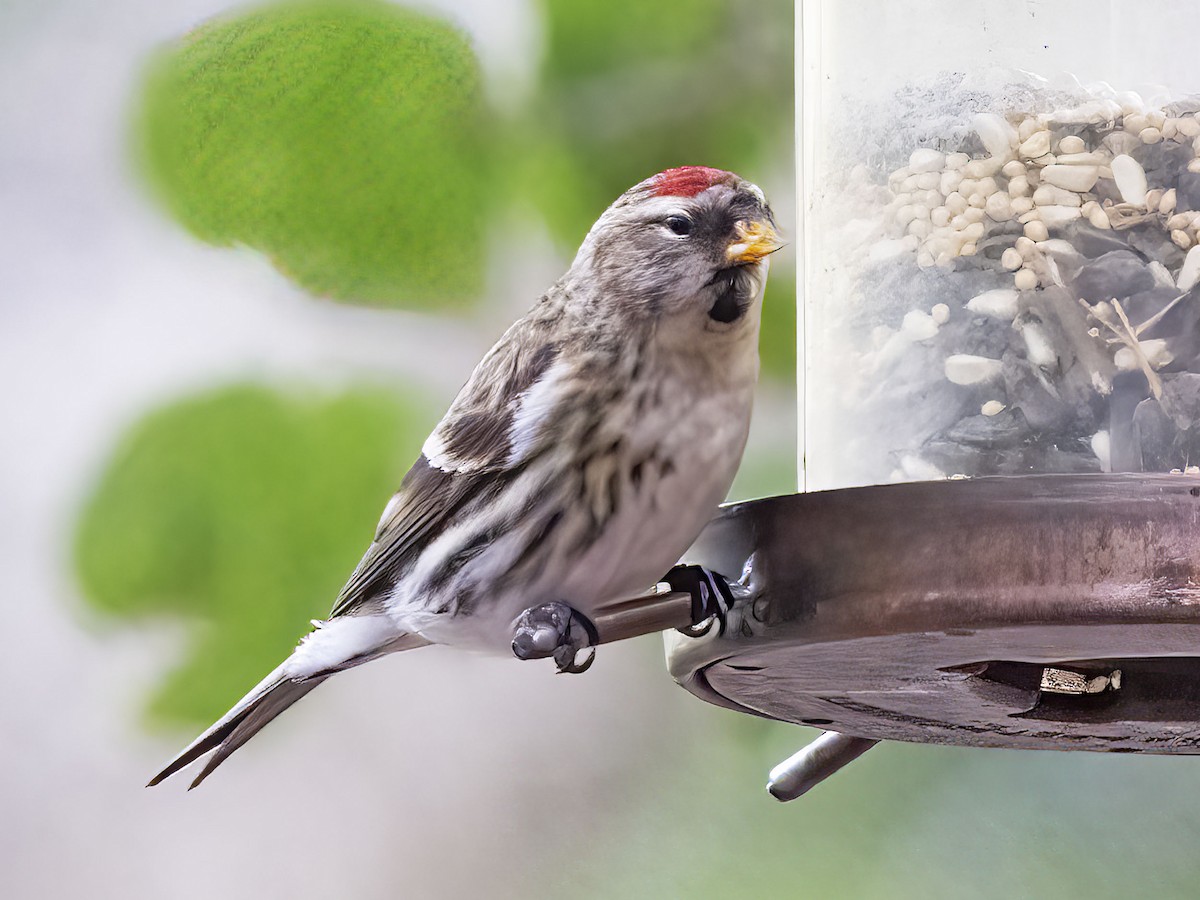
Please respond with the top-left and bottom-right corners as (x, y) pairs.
(148, 622), (429, 789)
(147, 673), (324, 790)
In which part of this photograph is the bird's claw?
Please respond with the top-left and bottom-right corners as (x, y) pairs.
(511, 601), (599, 674)
(664, 564), (736, 638)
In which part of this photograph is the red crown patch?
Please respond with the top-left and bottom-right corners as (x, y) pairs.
(651, 166), (734, 198)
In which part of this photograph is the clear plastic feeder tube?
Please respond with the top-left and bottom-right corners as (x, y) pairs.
(799, 1), (1200, 490)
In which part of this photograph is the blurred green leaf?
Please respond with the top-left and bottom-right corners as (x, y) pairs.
(134, 0), (493, 308)
(760, 271), (797, 379)
(75, 383), (428, 725)
(528, 0), (792, 230)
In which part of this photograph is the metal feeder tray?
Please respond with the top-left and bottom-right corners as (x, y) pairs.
(662, 473), (1200, 800)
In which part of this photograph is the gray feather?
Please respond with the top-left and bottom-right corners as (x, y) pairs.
(148, 632), (428, 789)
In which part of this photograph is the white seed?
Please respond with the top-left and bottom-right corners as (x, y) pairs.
(916, 250), (935, 268)
(1019, 130), (1052, 160)
(1160, 189), (1177, 215)
(981, 400), (1006, 416)
(1142, 338), (1172, 368)
(1015, 236), (1036, 257)
(1014, 268), (1038, 290)
(909, 148), (945, 173)
(1114, 347), (1138, 371)
(1091, 431), (1111, 472)
(964, 207), (986, 224)
(1018, 118), (1042, 142)
(1146, 189), (1163, 211)
(1189, 158), (1200, 174)
(966, 288), (1019, 318)
(964, 157), (1004, 179)
(930, 206), (951, 227)
(972, 113), (1016, 158)
(1147, 109), (1166, 129)
(1172, 229), (1191, 249)
(1140, 126), (1163, 144)
(1033, 185), (1082, 207)
(1040, 164), (1100, 192)
(923, 189), (943, 209)
(1054, 152), (1109, 166)
(1002, 159), (1026, 178)
(1039, 238), (1079, 258)
(1178, 245), (1200, 291)
(1020, 321), (1057, 366)
(1088, 208), (1112, 229)
(985, 192), (1013, 221)
(1124, 113), (1148, 134)
(916, 171), (941, 191)
(945, 191), (968, 215)
(945, 354), (1003, 384)
(940, 170), (964, 196)
(931, 303), (950, 324)
(1008, 175), (1031, 197)
(1080, 200), (1100, 217)
(1110, 154), (1148, 206)
(1024, 220), (1049, 241)
(1001, 247), (1023, 270)
(1164, 118), (1179, 141)
(902, 174), (919, 192)
(968, 191), (987, 208)
(902, 309), (939, 339)
(962, 222), (985, 241)
(1039, 205), (1082, 228)
(1178, 116), (1200, 137)
(945, 152), (970, 170)
(1012, 196), (1035, 215)
(1168, 212), (1195, 231)
(959, 241), (977, 256)
(1057, 135), (1086, 154)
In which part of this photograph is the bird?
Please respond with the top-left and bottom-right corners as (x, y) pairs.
(148, 165), (781, 789)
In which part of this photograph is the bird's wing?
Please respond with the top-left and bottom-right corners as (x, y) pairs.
(329, 325), (565, 618)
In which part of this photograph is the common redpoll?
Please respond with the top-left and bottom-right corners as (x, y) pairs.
(149, 166), (781, 788)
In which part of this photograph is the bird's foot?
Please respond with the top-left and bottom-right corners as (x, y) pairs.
(511, 601), (599, 674)
(663, 564), (737, 638)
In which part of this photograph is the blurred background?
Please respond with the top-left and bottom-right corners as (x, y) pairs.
(3, 0), (1200, 896)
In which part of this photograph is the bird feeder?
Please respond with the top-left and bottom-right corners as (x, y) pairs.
(666, 1), (1200, 798)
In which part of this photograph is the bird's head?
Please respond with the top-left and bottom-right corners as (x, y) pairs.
(570, 166), (782, 340)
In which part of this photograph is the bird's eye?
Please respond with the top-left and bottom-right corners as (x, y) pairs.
(665, 214), (693, 236)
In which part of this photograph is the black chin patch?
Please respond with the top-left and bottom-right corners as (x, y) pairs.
(708, 269), (745, 323)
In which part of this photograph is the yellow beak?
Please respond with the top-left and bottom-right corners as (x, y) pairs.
(726, 219), (784, 265)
